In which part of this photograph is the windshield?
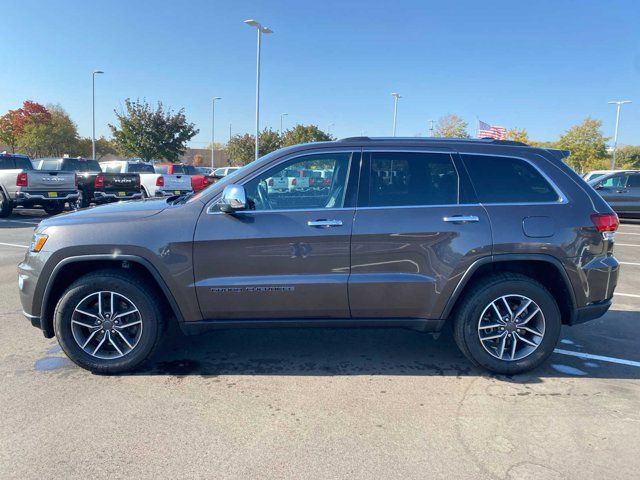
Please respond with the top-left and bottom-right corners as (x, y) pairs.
(14, 157), (33, 170)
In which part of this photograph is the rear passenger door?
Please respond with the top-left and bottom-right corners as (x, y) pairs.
(349, 149), (492, 319)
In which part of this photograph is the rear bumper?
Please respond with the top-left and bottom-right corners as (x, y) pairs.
(15, 191), (78, 202)
(159, 190), (192, 197)
(570, 299), (612, 325)
(94, 191), (143, 202)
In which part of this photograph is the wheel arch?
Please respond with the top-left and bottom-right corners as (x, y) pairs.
(441, 254), (578, 325)
(40, 254), (185, 338)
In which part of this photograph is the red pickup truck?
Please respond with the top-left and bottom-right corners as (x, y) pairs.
(154, 164), (207, 192)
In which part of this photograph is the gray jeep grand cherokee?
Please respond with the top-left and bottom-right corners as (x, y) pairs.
(18, 138), (620, 374)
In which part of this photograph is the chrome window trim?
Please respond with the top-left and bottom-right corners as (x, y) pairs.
(206, 149), (360, 215)
(460, 152), (568, 205)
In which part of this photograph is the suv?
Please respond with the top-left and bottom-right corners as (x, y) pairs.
(0, 152), (77, 216)
(34, 157), (142, 208)
(18, 138), (619, 374)
(588, 170), (640, 218)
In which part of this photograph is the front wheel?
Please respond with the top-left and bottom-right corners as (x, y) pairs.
(453, 273), (561, 375)
(53, 270), (165, 373)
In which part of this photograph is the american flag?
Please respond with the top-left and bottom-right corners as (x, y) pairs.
(478, 120), (506, 140)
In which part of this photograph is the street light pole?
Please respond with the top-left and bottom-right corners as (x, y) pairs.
(211, 97), (221, 169)
(92, 70), (104, 159)
(608, 100), (632, 169)
(244, 19), (273, 161)
(391, 92), (401, 136)
(280, 113), (288, 134)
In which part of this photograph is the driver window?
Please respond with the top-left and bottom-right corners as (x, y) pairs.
(600, 175), (628, 188)
(243, 152), (352, 211)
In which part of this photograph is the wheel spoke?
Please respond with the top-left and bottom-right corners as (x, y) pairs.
(81, 328), (100, 348)
(114, 329), (134, 349)
(92, 332), (107, 355)
(498, 334), (507, 359)
(479, 323), (503, 330)
(490, 301), (503, 321)
(110, 292), (115, 317)
(481, 331), (507, 342)
(72, 319), (100, 329)
(501, 296), (513, 319)
(519, 326), (543, 337)
(107, 331), (123, 356)
(115, 319), (142, 330)
(513, 299), (532, 322)
(510, 336), (518, 360)
(75, 309), (99, 320)
(514, 332), (538, 347)
(97, 291), (103, 317)
(517, 307), (541, 326)
(112, 308), (139, 321)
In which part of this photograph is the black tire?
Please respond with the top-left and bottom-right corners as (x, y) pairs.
(75, 190), (90, 209)
(53, 270), (165, 373)
(0, 190), (13, 218)
(42, 201), (65, 216)
(452, 273), (561, 375)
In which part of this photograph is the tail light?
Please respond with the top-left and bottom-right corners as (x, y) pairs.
(309, 178), (315, 187)
(591, 213), (619, 232)
(16, 172), (28, 187)
(94, 174), (104, 188)
(323, 178), (330, 186)
(291, 178), (297, 186)
(156, 176), (165, 187)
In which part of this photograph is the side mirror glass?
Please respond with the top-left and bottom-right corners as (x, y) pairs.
(219, 184), (247, 213)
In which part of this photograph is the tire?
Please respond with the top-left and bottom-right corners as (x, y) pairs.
(53, 270), (165, 373)
(452, 273), (561, 375)
(75, 190), (90, 209)
(42, 201), (64, 216)
(0, 191), (13, 218)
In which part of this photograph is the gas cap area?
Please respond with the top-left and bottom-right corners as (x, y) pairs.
(522, 216), (555, 238)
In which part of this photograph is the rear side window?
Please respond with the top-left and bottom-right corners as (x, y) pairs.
(368, 152), (458, 207)
(627, 175), (640, 188)
(155, 165), (169, 174)
(462, 154), (560, 203)
(127, 163), (155, 173)
(13, 157), (33, 170)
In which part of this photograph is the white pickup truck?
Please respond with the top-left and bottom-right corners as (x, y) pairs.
(100, 160), (192, 197)
(0, 152), (77, 216)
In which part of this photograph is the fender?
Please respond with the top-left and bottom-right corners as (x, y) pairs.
(41, 254), (186, 337)
(439, 253), (578, 320)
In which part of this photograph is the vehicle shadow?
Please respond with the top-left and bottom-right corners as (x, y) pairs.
(126, 319), (640, 380)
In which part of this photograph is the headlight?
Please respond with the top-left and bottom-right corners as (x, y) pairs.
(29, 233), (48, 253)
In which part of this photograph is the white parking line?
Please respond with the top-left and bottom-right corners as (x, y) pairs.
(620, 262), (640, 266)
(615, 243), (640, 247)
(0, 242), (28, 249)
(0, 219), (40, 226)
(614, 292), (640, 299)
(554, 348), (640, 368)
(617, 232), (640, 236)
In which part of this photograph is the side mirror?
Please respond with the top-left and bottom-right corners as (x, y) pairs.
(219, 184), (247, 213)
(594, 183), (603, 190)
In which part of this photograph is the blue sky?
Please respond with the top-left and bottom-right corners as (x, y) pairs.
(1, 0), (639, 147)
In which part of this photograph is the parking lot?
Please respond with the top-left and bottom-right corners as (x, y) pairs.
(1, 209), (639, 479)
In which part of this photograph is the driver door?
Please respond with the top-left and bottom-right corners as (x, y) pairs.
(193, 150), (360, 320)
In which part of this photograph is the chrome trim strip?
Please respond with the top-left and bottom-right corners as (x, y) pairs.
(17, 193), (79, 201)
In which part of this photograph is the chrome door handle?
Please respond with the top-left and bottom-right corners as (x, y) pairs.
(307, 219), (343, 227)
(443, 215), (479, 223)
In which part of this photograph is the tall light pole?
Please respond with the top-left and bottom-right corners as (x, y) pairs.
(211, 97), (221, 168)
(428, 119), (435, 137)
(391, 92), (402, 136)
(92, 70), (104, 159)
(280, 113), (288, 134)
(608, 100), (632, 169)
(244, 19), (273, 161)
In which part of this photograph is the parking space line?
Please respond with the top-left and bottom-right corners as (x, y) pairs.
(0, 242), (28, 249)
(554, 348), (640, 368)
(620, 262), (640, 266)
(0, 219), (40, 226)
(615, 243), (640, 247)
(614, 292), (640, 299)
(617, 232), (640, 236)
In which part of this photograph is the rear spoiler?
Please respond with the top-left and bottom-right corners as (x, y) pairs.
(545, 149), (571, 160)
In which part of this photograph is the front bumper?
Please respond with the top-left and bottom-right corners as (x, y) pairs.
(15, 191), (79, 203)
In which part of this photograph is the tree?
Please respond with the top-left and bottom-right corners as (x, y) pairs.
(281, 124), (333, 146)
(204, 142), (227, 151)
(614, 145), (640, 169)
(76, 136), (118, 159)
(0, 100), (51, 152)
(17, 105), (78, 158)
(504, 127), (530, 144)
(557, 117), (609, 173)
(109, 98), (198, 162)
(433, 114), (470, 138)
(226, 128), (283, 166)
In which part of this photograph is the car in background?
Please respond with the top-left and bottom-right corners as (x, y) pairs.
(583, 170), (618, 183)
(0, 152), (77, 216)
(34, 157), (141, 209)
(213, 166), (240, 177)
(195, 167), (213, 175)
(101, 160), (192, 198)
(155, 163), (207, 192)
(588, 170), (640, 218)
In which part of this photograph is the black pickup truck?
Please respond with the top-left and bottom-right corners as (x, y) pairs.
(34, 157), (142, 208)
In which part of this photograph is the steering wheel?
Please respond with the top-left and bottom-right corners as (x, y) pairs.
(257, 181), (273, 210)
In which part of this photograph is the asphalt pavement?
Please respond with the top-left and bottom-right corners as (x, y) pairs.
(1, 208), (639, 479)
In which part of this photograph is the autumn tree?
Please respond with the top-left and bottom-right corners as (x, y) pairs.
(434, 114), (470, 138)
(281, 124), (333, 146)
(557, 118), (609, 173)
(17, 105), (78, 158)
(504, 127), (530, 144)
(0, 100), (51, 152)
(109, 98), (198, 162)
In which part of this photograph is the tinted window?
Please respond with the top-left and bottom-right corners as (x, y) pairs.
(368, 152), (458, 207)
(600, 174), (627, 188)
(14, 157), (33, 170)
(169, 165), (186, 174)
(62, 159), (100, 172)
(127, 163), (155, 173)
(154, 165), (169, 174)
(462, 154), (559, 203)
(627, 175), (640, 188)
(241, 152), (353, 211)
(0, 157), (13, 169)
(183, 165), (197, 175)
(103, 164), (122, 173)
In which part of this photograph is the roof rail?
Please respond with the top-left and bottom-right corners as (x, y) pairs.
(337, 136), (528, 146)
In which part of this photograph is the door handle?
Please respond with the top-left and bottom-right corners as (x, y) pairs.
(307, 219), (343, 228)
(443, 215), (479, 223)
(616, 189), (628, 194)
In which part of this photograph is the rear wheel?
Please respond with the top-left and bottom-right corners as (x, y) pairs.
(42, 201), (64, 216)
(53, 270), (165, 373)
(0, 191), (13, 218)
(453, 273), (561, 375)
